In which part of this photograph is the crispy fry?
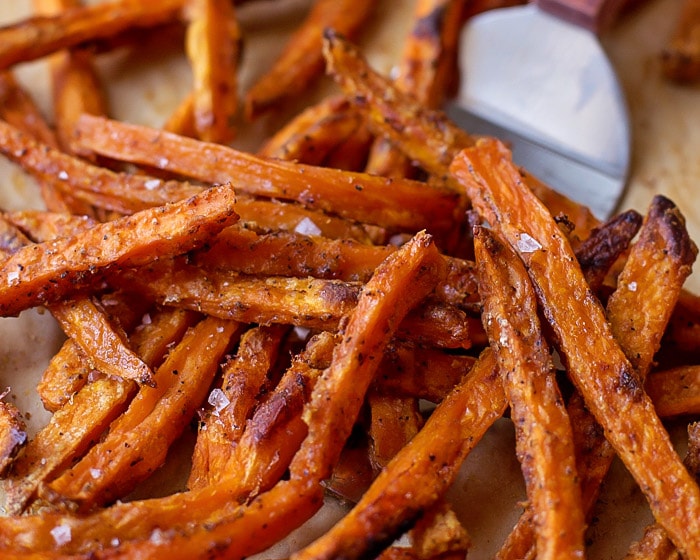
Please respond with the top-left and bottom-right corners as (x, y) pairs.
(322, 31), (599, 236)
(244, 0), (373, 120)
(292, 348), (505, 560)
(497, 196), (696, 560)
(49, 297), (155, 386)
(474, 226), (584, 559)
(217, 330), (335, 497)
(0, 0), (185, 70)
(373, 342), (475, 403)
(661, 0), (700, 82)
(2, 306), (196, 515)
(366, 0), (463, 178)
(259, 95), (365, 165)
(42, 316), (240, 512)
(646, 365), (700, 417)
(367, 392), (423, 472)
(0, 119), (204, 213)
(112, 260), (470, 348)
(72, 114), (462, 234)
(625, 422), (700, 559)
(606, 195), (698, 374)
(188, 324), (287, 489)
(0, 214), (155, 387)
(0, 71), (57, 149)
(35, 293), (151, 412)
(0, 183), (238, 316)
(573, 208), (643, 292)
(0, 397), (26, 478)
(452, 137), (700, 559)
(184, 0), (240, 143)
(33, 0), (108, 155)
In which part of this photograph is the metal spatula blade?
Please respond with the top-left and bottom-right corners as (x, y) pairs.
(449, 3), (631, 219)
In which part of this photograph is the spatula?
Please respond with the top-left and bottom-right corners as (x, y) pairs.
(447, 0), (635, 219)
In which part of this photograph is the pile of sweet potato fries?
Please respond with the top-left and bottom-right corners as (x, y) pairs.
(0, 0), (699, 559)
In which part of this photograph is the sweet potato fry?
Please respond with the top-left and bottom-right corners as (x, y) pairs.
(184, 0), (240, 143)
(2, 307), (196, 515)
(49, 297), (155, 386)
(606, 195), (698, 374)
(625, 421), (700, 559)
(72, 114), (462, 234)
(367, 392), (423, 472)
(365, 0), (463, 178)
(188, 324), (288, 489)
(0, 71), (57, 149)
(0, 0), (185, 70)
(235, 196), (383, 243)
(451, 137), (700, 559)
(322, 31), (599, 236)
(35, 293), (151, 412)
(646, 365), (700, 417)
(0, 119), (204, 214)
(475, 226), (584, 559)
(33, 0), (108, 155)
(573, 208), (643, 292)
(258, 95), (365, 165)
(0, 183), (238, 316)
(215, 330), (335, 497)
(244, 0), (373, 120)
(0, 215), (155, 387)
(292, 348), (505, 560)
(497, 196), (696, 560)
(373, 342), (475, 403)
(42, 316), (240, 511)
(661, 0), (700, 82)
(0, 397), (26, 478)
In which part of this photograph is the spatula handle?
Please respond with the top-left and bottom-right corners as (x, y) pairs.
(535, 0), (639, 32)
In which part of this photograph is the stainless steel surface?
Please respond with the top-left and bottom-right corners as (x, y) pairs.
(454, 4), (630, 219)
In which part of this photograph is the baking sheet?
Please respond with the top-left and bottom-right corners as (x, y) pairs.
(0, 0), (696, 558)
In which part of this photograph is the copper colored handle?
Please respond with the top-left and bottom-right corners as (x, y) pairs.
(535, 0), (640, 32)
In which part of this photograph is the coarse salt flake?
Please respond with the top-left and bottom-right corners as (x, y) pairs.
(208, 388), (230, 416)
(144, 179), (161, 190)
(7, 270), (19, 285)
(628, 281), (638, 292)
(90, 468), (102, 479)
(58, 170), (69, 181)
(294, 217), (322, 236)
(51, 524), (72, 546)
(516, 232), (542, 253)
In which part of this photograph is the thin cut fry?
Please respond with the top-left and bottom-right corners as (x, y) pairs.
(188, 324), (287, 489)
(365, 0), (463, 178)
(115, 263), (470, 348)
(72, 114), (462, 234)
(2, 307), (196, 515)
(606, 195), (698, 374)
(625, 422), (700, 559)
(244, 0), (373, 120)
(42, 316), (240, 512)
(33, 0), (108, 154)
(0, 183), (238, 316)
(258, 95), (364, 165)
(0, 0), (185, 70)
(474, 226), (584, 559)
(322, 31), (599, 236)
(291, 348), (505, 560)
(497, 195), (696, 560)
(0, 215), (155, 387)
(0, 398), (26, 478)
(451, 137), (700, 559)
(184, 0), (240, 143)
